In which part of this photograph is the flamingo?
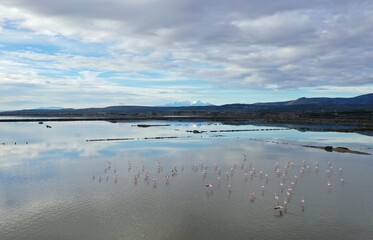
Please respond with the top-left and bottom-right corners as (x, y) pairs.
(294, 175), (298, 183)
(134, 174), (138, 184)
(301, 196), (305, 211)
(205, 183), (213, 188)
(286, 191), (291, 201)
(274, 162), (279, 171)
(249, 191), (255, 201)
(287, 188), (293, 200)
(274, 202), (284, 215)
(274, 193), (279, 202)
(327, 181), (332, 192)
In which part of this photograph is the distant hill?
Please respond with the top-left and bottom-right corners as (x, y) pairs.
(287, 93), (373, 105)
(1, 93), (372, 116)
(255, 93), (373, 106)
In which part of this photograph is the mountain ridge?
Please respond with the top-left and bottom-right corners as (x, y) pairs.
(161, 100), (214, 107)
(254, 93), (373, 106)
(1, 93), (372, 116)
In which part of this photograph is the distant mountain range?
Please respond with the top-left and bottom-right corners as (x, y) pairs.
(255, 93), (373, 106)
(162, 100), (213, 107)
(1, 93), (372, 116)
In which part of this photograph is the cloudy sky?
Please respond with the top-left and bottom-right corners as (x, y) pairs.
(0, 0), (372, 110)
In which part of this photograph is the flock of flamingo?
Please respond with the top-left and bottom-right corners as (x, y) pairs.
(92, 154), (345, 216)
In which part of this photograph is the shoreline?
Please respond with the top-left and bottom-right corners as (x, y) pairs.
(0, 115), (372, 134)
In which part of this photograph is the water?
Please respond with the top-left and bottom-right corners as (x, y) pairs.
(0, 121), (372, 240)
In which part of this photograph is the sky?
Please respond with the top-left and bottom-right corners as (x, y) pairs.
(0, 0), (372, 110)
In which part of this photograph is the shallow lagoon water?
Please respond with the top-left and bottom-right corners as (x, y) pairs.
(0, 121), (372, 240)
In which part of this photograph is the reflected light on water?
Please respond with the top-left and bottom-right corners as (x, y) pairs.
(0, 121), (372, 240)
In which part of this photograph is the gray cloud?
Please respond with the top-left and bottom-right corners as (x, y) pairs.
(0, 0), (372, 93)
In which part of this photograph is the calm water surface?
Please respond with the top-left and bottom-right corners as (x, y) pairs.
(0, 121), (372, 240)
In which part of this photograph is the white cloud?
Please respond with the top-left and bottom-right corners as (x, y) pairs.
(0, 0), (372, 108)
(232, 10), (316, 45)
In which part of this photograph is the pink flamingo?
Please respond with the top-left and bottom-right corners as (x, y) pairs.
(249, 192), (255, 201)
(274, 202), (284, 215)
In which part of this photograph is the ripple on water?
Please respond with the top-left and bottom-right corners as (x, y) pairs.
(1, 121), (373, 240)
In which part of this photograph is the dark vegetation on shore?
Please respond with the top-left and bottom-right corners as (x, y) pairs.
(1, 94), (372, 133)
